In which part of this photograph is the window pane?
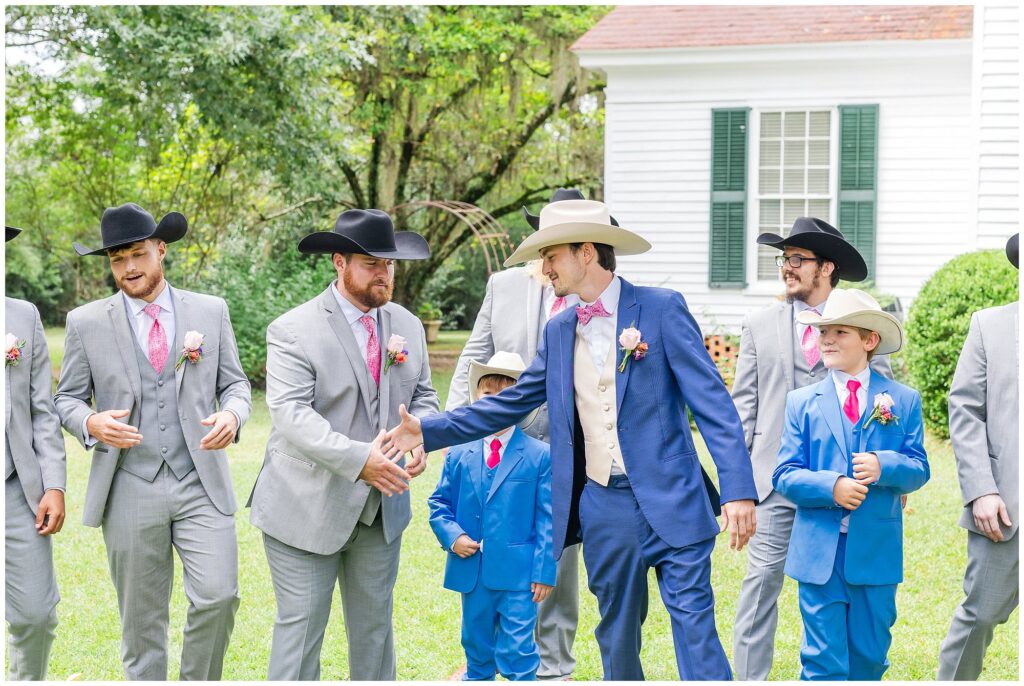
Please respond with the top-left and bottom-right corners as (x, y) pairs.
(784, 140), (806, 166)
(783, 199), (806, 225)
(761, 112), (782, 138)
(808, 139), (830, 166)
(759, 169), (780, 194)
(808, 199), (831, 218)
(809, 111), (831, 137)
(808, 168), (830, 194)
(759, 199), (780, 228)
(784, 111), (806, 138)
(783, 168), (805, 193)
(760, 140), (781, 166)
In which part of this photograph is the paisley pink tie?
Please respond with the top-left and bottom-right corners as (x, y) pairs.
(844, 379), (862, 423)
(143, 303), (168, 374)
(549, 296), (567, 319)
(360, 315), (381, 385)
(801, 309), (821, 368)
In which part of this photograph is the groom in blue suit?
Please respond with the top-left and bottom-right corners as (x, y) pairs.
(387, 200), (758, 680)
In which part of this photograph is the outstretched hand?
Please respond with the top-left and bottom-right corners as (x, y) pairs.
(383, 404), (424, 460)
(358, 430), (412, 496)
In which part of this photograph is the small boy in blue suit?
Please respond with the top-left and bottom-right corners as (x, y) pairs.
(429, 352), (556, 681)
(773, 289), (929, 680)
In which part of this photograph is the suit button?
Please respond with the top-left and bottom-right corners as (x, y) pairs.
(159, 402), (165, 409)
(608, 443), (615, 450)
(158, 380), (164, 387)
(539, 435), (545, 441)
(603, 404), (610, 412)
(160, 424), (166, 431)
(606, 423), (613, 430)
(599, 385), (606, 392)
(161, 447), (168, 454)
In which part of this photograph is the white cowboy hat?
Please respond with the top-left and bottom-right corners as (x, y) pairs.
(468, 351), (539, 427)
(796, 288), (905, 356)
(503, 199), (651, 267)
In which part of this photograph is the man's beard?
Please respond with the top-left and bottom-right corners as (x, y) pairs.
(785, 268), (824, 304)
(343, 268), (393, 309)
(119, 268), (164, 300)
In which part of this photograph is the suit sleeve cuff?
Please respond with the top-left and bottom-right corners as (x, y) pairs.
(82, 414), (98, 448)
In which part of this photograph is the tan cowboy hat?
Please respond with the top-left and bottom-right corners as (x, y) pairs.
(468, 351), (539, 427)
(503, 200), (651, 267)
(796, 289), (905, 356)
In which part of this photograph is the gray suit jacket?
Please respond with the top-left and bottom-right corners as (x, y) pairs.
(5, 297), (67, 513)
(446, 267), (552, 440)
(731, 300), (893, 501)
(248, 286), (439, 554)
(54, 285), (252, 527)
(949, 302), (1019, 540)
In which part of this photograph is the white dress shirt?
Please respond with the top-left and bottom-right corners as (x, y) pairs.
(331, 281), (381, 363)
(793, 293), (830, 344)
(577, 276), (621, 370)
(482, 427), (513, 468)
(831, 365), (870, 533)
(123, 282), (176, 353)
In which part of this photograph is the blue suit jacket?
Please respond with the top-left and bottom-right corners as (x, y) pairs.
(422, 278), (757, 557)
(773, 371), (930, 586)
(428, 427), (556, 593)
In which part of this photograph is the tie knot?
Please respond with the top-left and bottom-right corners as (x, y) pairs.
(143, 303), (161, 319)
(359, 314), (375, 333)
(847, 379), (862, 393)
(490, 439), (501, 452)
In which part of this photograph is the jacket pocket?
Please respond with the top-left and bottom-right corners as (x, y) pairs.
(273, 448), (315, 470)
(663, 448), (698, 463)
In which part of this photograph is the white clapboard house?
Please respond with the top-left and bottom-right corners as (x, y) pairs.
(573, 4), (1020, 333)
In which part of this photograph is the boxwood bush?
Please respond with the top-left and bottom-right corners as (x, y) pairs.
(904, 249), (1018, 438)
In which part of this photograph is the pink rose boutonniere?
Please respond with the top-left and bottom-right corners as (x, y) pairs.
(383, 334), (408, 373)
(6, 333), (25, 368)
(863, 392), (899, 428)
(175, 330), (206, 370)
(617, 323), (648, 373)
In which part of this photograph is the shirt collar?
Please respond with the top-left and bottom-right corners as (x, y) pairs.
(331, 280), (378, 326)
(579, 275), (620, 314)
(123, 280), (173, 317)
(793, 292), (830, 318)
(485, 427), (515, 450)
(832, 365), (871, 393)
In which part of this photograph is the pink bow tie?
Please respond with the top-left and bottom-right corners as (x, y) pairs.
(576, 299), (611, 326)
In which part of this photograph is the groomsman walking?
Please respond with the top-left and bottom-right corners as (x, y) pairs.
(446, 188), (597, 680)
(54, 204), (252, 680)
(5, 226), (67, 681)
(937, 233), (1019, 680)
(730, 217), (891, 679)
(248, 209), (439, 680)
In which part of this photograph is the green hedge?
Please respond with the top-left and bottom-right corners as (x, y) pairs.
(904, 249), (1018, 438)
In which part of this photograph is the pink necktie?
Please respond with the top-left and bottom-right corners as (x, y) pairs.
(549, 296), (567, 319)
(801, 309), (821, 368)
(844, 379), (862, 423)
(359, 315), (381, 385)
(575, 299), (611, 326)
(143, 303), (168, 374)
(487, 438), (501, 469)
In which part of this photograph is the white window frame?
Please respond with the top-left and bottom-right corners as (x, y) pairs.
(744, 106), (840, 294)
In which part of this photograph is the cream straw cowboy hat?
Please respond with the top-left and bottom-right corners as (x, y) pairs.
(503, 199), (651, 267)
(796, 289), (905, 356)
(468, 351), (539, 427)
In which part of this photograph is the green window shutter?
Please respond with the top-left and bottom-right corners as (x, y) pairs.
(838, 104), (878, 281)
(709, 108), (749, 288)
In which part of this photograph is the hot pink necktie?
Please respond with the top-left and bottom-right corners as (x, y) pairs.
(359, 315), (381, 386)
(487, 438), (501, 469)
(575, 298), (611, 326)
(549, 296), (567, 319)
(143, 303), (168, 374)
(844, 379), (862, 423)
(801, 309), (821, 368)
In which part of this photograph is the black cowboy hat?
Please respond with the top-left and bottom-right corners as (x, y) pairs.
(522, 188), (619, 230)
(1006, 233), (1019, 269)
(297, 208), (430, 260)
(756, 216), (868, 282)
(73, 203), (188, 256)
(6, 226), (22, 242)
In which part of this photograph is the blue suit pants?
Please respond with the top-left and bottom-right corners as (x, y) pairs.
(579, 476), (731, 680)
(461, 584), (539, 681)
(797, 534), (898, 680)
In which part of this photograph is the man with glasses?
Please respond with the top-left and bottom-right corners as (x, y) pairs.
(730, 217), (892, 680)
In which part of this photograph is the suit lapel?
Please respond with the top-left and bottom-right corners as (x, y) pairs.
(379, 307), (393, 431)
(814, 376), (846, 458)
(171, 286), (188, 397)
(466, 440), (486, 506)
(487, 429), (525, 502)
(615, 279), (639, 412)
(558, 313), (578, 429)
(5, 365), (12, 429)
(862, 371), (894, 451)
(526, 279), (543, 356)
(107, 294), (142, 404)
(778, 304), (796, 390)
(321, 287), (374, 413)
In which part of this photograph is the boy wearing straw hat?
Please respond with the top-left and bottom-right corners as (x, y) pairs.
(387, 199), (757, 680)
(428, 352), (555, 681)
(773, 289), (930, 680)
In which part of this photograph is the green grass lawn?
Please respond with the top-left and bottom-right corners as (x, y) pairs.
(24, 330), (1021, 680)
